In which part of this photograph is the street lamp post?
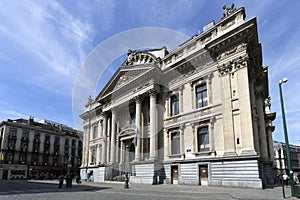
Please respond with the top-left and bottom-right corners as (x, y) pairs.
(279, 77), (295, 197)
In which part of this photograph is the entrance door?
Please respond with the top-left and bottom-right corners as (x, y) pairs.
(129, 143), (135, 162)
(199, 165), (208, 186)
(171, 166), (178, 184)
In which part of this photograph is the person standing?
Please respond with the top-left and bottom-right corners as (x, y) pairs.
(58, 175), (63, 188)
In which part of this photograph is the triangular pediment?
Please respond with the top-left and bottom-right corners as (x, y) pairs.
(96, 65), (153, 101)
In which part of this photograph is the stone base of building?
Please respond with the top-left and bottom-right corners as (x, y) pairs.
(163, 157), (270, 189)
(81, 157), (274, 189)
(130, 160), (164, 184)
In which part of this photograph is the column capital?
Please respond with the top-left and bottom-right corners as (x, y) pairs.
(148, 89), (157, 97)
(133, 95), (143, 103)
(111, 107), (117, 115)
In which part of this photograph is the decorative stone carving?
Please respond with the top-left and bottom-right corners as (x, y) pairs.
(132, 95), (143, 103)
(148, 89), (157, 97)
(217, 43), (247, 60)
(217, 55), (249, 75)
(222, 3), (236, 19)
(264, 97), (271, 114)
(123, 49), (157, 66)
(115, 75), (134, 89)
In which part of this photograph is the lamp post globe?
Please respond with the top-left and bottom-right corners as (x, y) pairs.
(279, 78), (288, 84)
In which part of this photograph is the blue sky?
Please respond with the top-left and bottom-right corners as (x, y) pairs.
(0, 0), (299, 145)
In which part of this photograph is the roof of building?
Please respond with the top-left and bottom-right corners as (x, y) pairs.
(0, 117), (83, 139)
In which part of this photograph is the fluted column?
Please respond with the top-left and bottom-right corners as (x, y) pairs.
(135, 96), (142, 161)
(149, 90), (157, 160)
(110, 108), (117, 163)
(101, 115), (107, 164)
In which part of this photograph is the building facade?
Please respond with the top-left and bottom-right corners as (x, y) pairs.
(274, 141), (300, 177)
(0, 117), (83, 180)
(80, 6), (276, 188)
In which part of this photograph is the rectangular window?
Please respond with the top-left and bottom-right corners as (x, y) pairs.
(55, 136), (60, 145)
(197, 126), (209, 152)
(20, 154), (26, 163)
(196, 84), (208, 109)
(22, 130), (29, 138)
(93, 125), (98, 139)
(91, 148), (96, 163)
(8, 140), (16, 149)
(7, 152), (14, 162)
(9, 128), (17, 136)
(170, 95), (179, 116)
(171, 132), (180, 155)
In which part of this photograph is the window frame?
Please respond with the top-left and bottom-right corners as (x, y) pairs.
(195, 83), (208, 109)
(170, 95), (179, 116)
(170, 131), (180, 155)
(197, 126), (210, 152)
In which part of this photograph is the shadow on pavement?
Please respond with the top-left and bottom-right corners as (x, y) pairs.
(0, 180), (110, 195)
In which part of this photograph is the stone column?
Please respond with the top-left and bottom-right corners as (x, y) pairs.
(120, 141), (124, 163)
(149, 90), (157, 160)
(88, 148), (92, 165)
(163, 129), (169, 160)
(179, 86), (184, 114)
(257, 95), (268, 158)
(110, 108), (117, 163)
(220, 71), (236, 155)
(135, 96), (142, 161)
(96, 144), (101, 165)
(179, 125), (184, 158)
(101, 115), (107, 164)
(107, 118), (111, 163)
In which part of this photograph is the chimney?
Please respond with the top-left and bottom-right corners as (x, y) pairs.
(28, 116), (34, 125)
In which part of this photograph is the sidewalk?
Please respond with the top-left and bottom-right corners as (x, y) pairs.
(29, 179), (298, 200)
(81, 181), (297, 200)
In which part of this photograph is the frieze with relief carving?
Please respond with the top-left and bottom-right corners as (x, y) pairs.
(165, 116), (182, 125)
(217, 43), (247, 60)
(217, 55), (249, 75)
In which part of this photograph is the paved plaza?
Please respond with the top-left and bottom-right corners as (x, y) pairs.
(0, 180), (298, 200)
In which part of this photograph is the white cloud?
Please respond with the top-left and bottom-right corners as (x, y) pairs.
(1, 110), (28, 120)
(0, 0), (93, 77)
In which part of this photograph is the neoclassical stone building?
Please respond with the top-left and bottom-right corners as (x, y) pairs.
(80, 6), (276, 188)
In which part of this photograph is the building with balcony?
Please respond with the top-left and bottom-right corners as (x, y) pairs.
(0, 117), (83, 180)
(80, 5), (276, 188)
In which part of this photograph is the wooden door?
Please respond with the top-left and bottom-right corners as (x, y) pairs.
(199, 165), (208, 186)
(171, 166), (178, 184)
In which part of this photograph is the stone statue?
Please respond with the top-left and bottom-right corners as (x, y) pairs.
(127, 49), (136, 65)
(223, 3), (236, 18)
(88, 95), (93, 102)
(264, 97), (271, 114)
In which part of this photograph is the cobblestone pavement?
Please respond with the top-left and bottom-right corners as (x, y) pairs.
(0, 180), (298, 200)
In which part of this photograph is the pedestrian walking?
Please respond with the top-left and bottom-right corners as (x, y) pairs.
(58, 175), (63, 188)
(65, 174), (69, 188)
(283, 173), (289, 186)
(76, 175), (81, 185)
